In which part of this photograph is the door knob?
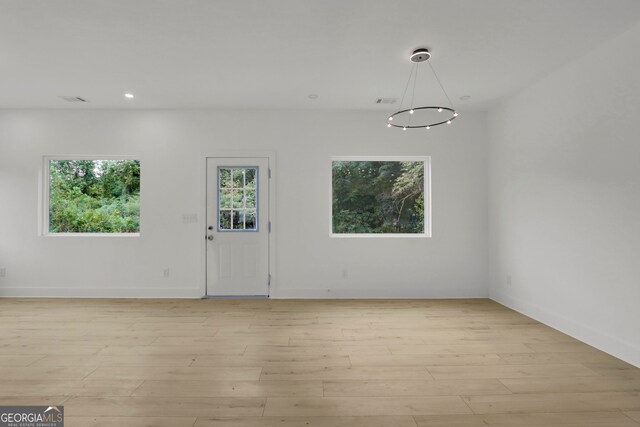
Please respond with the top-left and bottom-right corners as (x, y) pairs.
(207, 235), (214, 241)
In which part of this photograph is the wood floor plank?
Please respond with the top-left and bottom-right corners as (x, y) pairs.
(0, 344), (105, 356)
(581, 362), (640, 378)
(624, 411), (640, 422)
(245, 344), (390, 356)
(260, 366), (433, 381)
(65, 417), (198, 427)
(154, 336), (290, 346)
(414, 412), (640, 426)
(133, 380), (323, 397)
(64, 396), (266, 417)
(500, 376), (640, 393)
(263, 396), (472, 416)
(194, 416), (419, 427)
(31, 354), (197, 367)
(289, 337), (427, 346)
(426, 363), (597, 379)
(412, 414), (495, 427)
(0, 366), (96, 380)
(323, 379), (511, 396)
(463, 392), (640, 414)
(0, 396), (69, 405)
(192, 354), (350, 368)
(0, 354), (44, 366)
(98, 344), (246, 356)
(388, 343), (533, 355)
(0, 379), (142, 397)
(349, 353), (504, 367)
(525, 342), (597, 353)
(497, 351), (632, 365)
(86, 366), (262, 381)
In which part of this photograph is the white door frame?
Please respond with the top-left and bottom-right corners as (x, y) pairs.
(200, 150), (276, 298)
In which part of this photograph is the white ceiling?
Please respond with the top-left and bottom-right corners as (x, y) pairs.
(2, 0), (640, 111)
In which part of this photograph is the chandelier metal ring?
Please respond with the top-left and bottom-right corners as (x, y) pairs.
(387, 106), (457, 129)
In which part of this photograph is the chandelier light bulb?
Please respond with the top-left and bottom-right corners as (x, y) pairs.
(453, 112), (459, 117)
(438, 108), (443, 112)
(403, 127), (407, 131)
(409, 109), (414, 114)
(447, 120), (452, 124)
(388, 116), (393, 121)
(387, 123), (392, 127)
(426, 126), (430, 130)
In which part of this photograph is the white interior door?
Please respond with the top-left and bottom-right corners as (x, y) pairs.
(206, 157), (270, 296)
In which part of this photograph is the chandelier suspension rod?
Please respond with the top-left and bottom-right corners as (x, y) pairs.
(427, 60), (454, 109)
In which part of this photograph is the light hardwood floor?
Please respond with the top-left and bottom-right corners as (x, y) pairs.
(0, 298), (638, 427)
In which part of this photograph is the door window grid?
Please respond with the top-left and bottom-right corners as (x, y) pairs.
(218, 167), (258, 231)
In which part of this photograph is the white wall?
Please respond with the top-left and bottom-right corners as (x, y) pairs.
(0, 109), (488, 298)
(488, 23), (640, 366)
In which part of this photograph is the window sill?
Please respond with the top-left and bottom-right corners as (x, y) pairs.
(330, 233), (431, 239)
(43, 233), (141, 238)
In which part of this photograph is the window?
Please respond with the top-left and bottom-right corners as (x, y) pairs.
(218, 167), (258, 231)
(45, 157), (140, 235)
(331, 157), (430, 237)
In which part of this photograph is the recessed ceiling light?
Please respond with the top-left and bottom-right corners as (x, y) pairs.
(124, 93), (134, 99)
(459, 95), (471, 101)
(308, 94), (318, 99)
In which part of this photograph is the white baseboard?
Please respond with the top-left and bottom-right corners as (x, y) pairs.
(271, 288), (488, 299)
(0, 286), (203, 298)
(491, 290), (640, 368)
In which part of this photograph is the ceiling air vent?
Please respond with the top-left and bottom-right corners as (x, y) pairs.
(376, 98), (398, 105)
(59, 96), (88, 103)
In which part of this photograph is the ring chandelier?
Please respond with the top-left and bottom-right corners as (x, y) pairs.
(387, 48), (458, 130)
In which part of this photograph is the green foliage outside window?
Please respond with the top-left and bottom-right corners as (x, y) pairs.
(218, 167), (257, 231)
(49, 160), (140, 233)
(332, 160), (425, 234)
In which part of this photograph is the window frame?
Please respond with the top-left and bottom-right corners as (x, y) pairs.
(42, 155), (142, 237)
(216, 165), (260, 232)
(330, 156), (431, 238)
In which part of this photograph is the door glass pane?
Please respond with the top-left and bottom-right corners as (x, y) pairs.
(220, 169), (232, 188)
(245, 169), (256, 188)
(232, 191), (244, 208)
(220, 190), (232, 209)
(245, 190), (257, 208)
(246, 210), (256, 229)
(232, 210), (243, 230)
(232, 169), (244, 188)
(218, 167), (258, 231)
(220, 210), (232, 230)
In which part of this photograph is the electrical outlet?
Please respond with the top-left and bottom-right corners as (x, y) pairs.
(163, 268), (171, 278)
(0, 267), (5, 277)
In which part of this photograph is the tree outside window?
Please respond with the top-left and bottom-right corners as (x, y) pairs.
(47, 159), (140, 234)
(332, 158), (429, 235)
